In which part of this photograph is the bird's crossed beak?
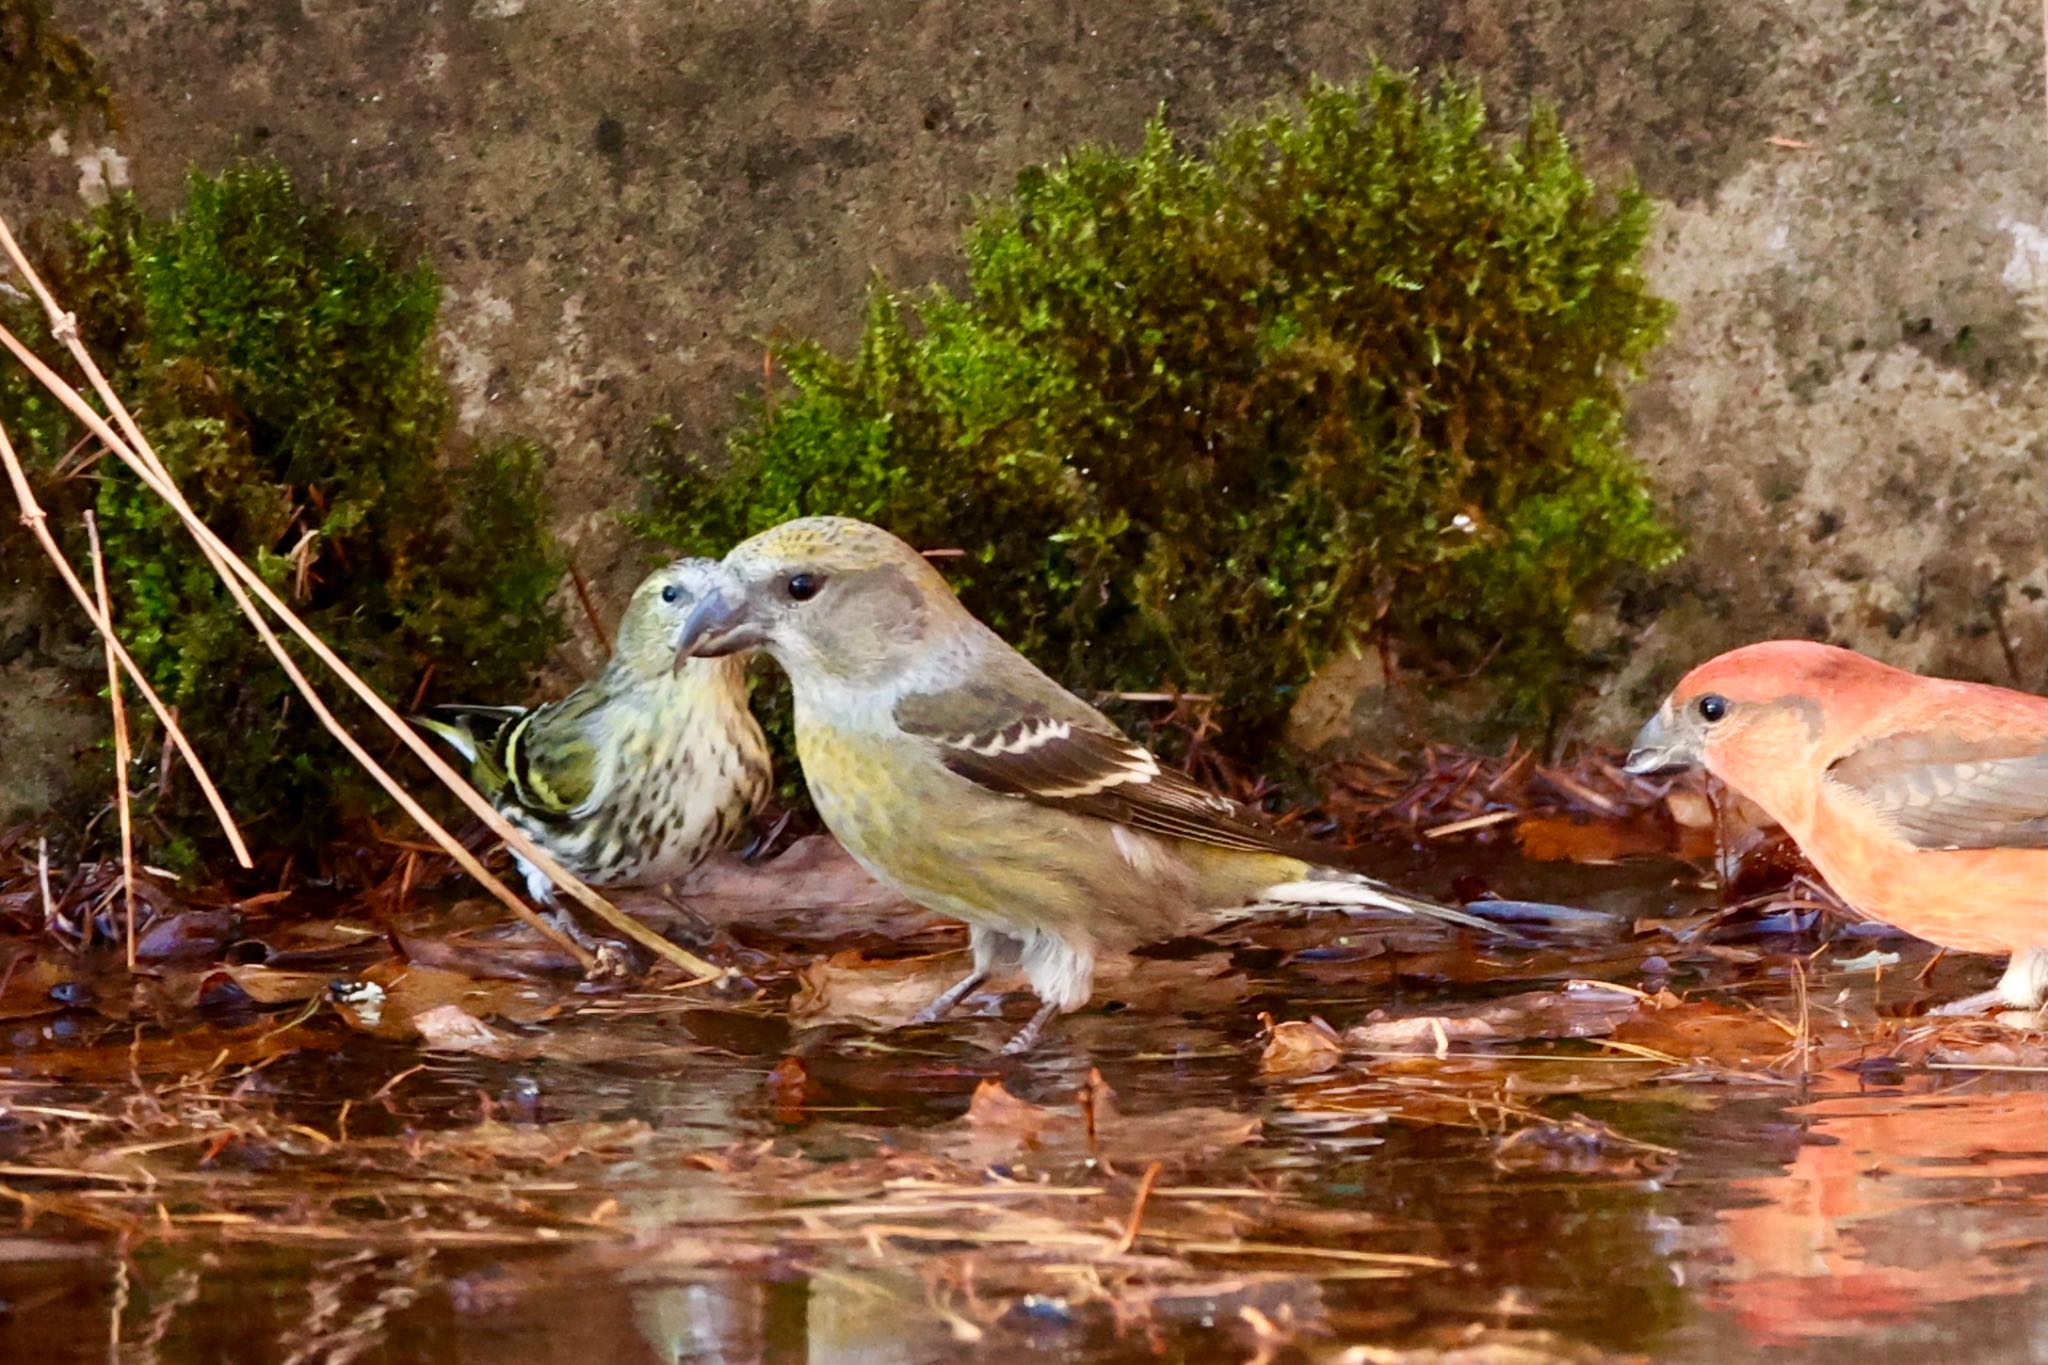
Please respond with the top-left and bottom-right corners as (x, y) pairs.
(1622, 709), (1698, 777)
(674, 583), (763, 669)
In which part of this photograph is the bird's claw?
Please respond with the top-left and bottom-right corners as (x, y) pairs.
(995, 1000), (1062, 1056)
(583, 941), (636, 984)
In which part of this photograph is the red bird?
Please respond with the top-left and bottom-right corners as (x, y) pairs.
(1626, 640), (2048, 1014)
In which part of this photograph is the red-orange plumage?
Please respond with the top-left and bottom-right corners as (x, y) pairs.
(1629, 640), (2048, 1009)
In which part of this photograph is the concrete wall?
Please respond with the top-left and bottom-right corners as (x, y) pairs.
(4, 0), (2044, 815)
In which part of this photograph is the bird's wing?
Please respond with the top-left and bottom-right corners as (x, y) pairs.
(414, 704), (529, 790)
(1828, 729), (2048, 850)
(893, 678), (1290, 854)
(490, 689), (617, 822)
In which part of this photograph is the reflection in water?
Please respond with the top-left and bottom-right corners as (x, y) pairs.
(1711, 1078), (2048, 1349)
(2, 855), (2045, 1365)
(627, 1266), (966, 1365)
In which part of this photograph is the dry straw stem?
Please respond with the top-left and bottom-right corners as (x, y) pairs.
(0, 421), (250, 866)
(0, 325), (596, 975)
(84, 509), (138, 969)
(0, 213), (721, 981)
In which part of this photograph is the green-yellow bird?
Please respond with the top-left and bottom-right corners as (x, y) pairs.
(416, 557), (772, 910)
(675, 517), (1502, 1053)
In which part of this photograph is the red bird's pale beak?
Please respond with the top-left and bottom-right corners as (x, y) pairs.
(1624, 711), (1698, 776)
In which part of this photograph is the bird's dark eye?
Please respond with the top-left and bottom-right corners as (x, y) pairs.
(660, 584), (680, 604)
(1697, 693), (1729, 723)
(785, 572), (820, 602)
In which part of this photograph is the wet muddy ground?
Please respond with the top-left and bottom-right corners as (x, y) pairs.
(0, 831), (2042, 1365)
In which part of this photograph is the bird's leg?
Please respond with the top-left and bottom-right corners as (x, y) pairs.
(912, 969), (989, 1024)
(650, 882), (715, 944)
(519, 857), (633, 981)
(915, 924), (1022, 1024)
(989, 932), (1091, 1054)
(998, 997), (1063, 1056)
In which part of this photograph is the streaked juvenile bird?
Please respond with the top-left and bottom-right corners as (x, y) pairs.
(675, 516), (1502, 1053)
(1626, 640), (2047, 1014)
(416, 557), (772, 910)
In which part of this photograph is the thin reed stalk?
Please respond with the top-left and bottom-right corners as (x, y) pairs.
(84, 510), (138, 969)
(0, 213), (720, 980)
(0, 422), (251, 866)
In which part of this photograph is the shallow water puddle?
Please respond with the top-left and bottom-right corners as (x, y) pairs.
(0, 853), (2042, 1363)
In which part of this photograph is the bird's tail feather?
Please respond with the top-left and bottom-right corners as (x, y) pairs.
(410, 714), (482, 764)
(1255, 870), (1511, 937)
(410, 706), (527, 799)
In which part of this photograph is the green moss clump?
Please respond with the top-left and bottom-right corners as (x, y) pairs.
(0, 0), (114, 154)
(643, 71), (1679, 757)
(0, 163), (564, 859)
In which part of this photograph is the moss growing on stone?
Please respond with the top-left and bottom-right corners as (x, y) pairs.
(0, 164), (564, 860)
(644, 72), (1678, 757)
(0, 0), (114, 154)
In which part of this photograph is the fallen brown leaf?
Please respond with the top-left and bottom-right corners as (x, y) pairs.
(219, 962), (334, 1006)
(922, 1074), (1259, 1171)
(1610, 998), (1795, 1070)
(1343, 985), (1642, 1053)
(790, 950), (992, 1028)
(1260, 1016), (1345, 1077)
(411, 1003), (518, 1055)
(333, 962), (564, 1041)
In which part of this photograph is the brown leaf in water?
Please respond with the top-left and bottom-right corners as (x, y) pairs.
(961, 1077), (1054, 1144)
(394, 926), (583, 980)
(926, 1075), (1259, 1171)
(767, 1055), (812, 1124)
(1260, 1016), (1345, 1077)
(0, 1017), (335, 1082)
(333, 962), (563, 1041)
(1610, 997), (1793, 1069)
(1343, 985), (1642, 1053)
(409, 1119), (654, 1163)
(0, 952), (77, 1022)
(790, 948), (1251, 1030)
(790, 951), (987, 1028)
(1491, 1118), (1673, 1177)
(132, 908), (240, 962)
(1515, 814), (1676, 864)
(218, 963), (335, 1006)
(411, 1003), (519, 1055)
(1096, 951), (1252, 1015)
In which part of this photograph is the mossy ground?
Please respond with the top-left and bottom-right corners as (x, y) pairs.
(643, 72), (1678, 773)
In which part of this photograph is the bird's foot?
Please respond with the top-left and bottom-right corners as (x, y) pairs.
(583, 941), (635, 984)
(648, 884), (716, 944)
(996, 999), (1063, 1057)
(540, 906), (589, 946)
(540, 908), (635, 983)
(912, 970), (988, 1025)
